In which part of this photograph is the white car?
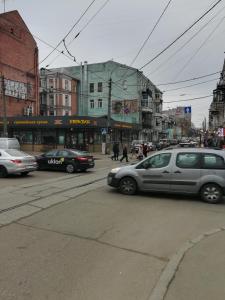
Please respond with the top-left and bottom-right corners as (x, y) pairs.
(0, 149), (37, 178)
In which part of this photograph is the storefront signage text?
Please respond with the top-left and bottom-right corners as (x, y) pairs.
(69, 119), (91, 125)
(14, 120), (49, 125)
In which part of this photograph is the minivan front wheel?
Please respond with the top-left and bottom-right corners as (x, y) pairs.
(119, 177), (137, 195)
(200, 183), (223, 204)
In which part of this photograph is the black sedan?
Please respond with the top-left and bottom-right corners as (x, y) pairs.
(36, 149), (95, 173)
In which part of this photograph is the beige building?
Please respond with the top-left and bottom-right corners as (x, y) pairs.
(209, 59), (225, 130)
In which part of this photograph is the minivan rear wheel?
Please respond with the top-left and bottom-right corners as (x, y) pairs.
(0, 166), (7, 178)
(200, 183), (223, 204)
(119, 177), (137, 195)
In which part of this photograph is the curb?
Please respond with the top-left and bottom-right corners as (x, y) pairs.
(149, 227), (225, 300)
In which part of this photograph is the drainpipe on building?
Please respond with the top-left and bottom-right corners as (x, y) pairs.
(0, 74), (8, 137)
(80, 62), (83, 115)
(83, 61), (88, 116)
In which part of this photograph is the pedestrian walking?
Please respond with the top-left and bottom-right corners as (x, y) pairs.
(143, 143), (148, 158)
(114, 142), (119, 160)
(111, 142), (117, 160)
(137, 145), (143, 160)
(120, 144), (129, 162)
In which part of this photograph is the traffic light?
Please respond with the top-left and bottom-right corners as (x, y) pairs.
(108, 127), (113, 134)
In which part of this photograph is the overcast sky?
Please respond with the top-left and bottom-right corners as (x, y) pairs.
(2, 0), (225, 127)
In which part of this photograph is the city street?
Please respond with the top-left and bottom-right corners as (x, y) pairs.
(1, 156), (225, 300)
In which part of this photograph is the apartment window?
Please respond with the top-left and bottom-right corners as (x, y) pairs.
(90, 99), (94, 109)
(98, 82), (102, 92)
(65, 111), (69, 116)
(65, 80), (69, 90)
(98, 99), (102, 108)
(90, 83), (94, 93)
(49, 78), (54, 89)
(49, 94), (54, 106)
(65, 95), (69, 107)
(156, 104), (160, 113)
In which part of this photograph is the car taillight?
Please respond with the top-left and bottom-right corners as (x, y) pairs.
(11, 159), (22, 164)
(77, 157), (88, 161)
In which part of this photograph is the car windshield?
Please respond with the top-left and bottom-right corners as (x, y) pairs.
(4, 149), (30, 157)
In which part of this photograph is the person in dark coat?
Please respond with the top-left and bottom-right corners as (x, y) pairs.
(114, 143), (119, 160)
(111, 142), (119, 160)
(143, 143), (148, 158)
(120, 145), (129, 162)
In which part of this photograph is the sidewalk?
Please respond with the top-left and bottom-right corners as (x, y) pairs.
(151, 228), (225, 300)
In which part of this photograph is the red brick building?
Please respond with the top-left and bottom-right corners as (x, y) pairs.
(0, 10), (39, 117)
(40, 68), (78, 116)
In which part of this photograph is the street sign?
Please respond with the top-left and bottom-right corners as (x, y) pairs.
(217, 128), (225, 137)
(184, 106), (191, 114)
(101, 128), (107, 135)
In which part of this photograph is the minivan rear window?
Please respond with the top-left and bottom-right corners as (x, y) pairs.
(176, 153), (201, 169)
(202, 154), (225, 169)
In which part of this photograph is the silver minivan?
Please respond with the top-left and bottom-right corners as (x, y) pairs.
(0, 138), (20, 150)
(107, 148), (225, 204)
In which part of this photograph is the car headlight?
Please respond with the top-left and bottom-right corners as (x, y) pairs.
(110, 167), (121, 174)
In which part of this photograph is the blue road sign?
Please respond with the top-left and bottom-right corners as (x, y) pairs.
(101, 128), (107, 135)
(184, 106), (191, 114)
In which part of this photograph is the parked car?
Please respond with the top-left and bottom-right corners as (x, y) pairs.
(107, 148), (225, 204)
(0, 138), (20, 150)
(36, 149), (95, 173)
(130, 140), (147, 153)
(147, 142), (156, 151)
(0, 149), (37, 178)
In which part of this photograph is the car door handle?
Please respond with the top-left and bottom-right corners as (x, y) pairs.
(174, 170), (181, 173)
(162, 170), (170, 173)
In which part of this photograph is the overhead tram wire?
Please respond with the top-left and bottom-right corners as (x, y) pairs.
(39, 0), (97, 66)
(147, 6), (225, 77)
(113, 0), (223, 85)
(1, 8), (134, 101)
(163, 77), (219, 92)
(130, 0), (172, 67)
(46, 0), (111, 68)
(156, 71), (221, 86)
(114, 0), (173, 83)
(173, 15), (225, 80)
(140, 0), (223, 70)
(164, 94), (213, 103)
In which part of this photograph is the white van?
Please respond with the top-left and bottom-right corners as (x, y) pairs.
(0, 138), (20, 150)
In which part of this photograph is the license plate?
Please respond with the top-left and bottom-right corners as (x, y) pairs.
(88, 159), (92, 162)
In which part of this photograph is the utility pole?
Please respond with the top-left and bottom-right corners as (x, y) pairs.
(0, 75), (8, 137)
(107, 77), (112, 130)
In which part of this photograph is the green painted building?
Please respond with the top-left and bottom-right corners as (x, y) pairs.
(54, 60), (163, 142)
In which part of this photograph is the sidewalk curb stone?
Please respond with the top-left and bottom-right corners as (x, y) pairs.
(149, 227), (225, 300)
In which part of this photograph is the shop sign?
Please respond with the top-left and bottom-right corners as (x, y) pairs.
(13, 120), (49, 125)
(69, 119), (91, 125)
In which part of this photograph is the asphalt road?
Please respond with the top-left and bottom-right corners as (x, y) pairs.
(1, 157), (225, 299)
